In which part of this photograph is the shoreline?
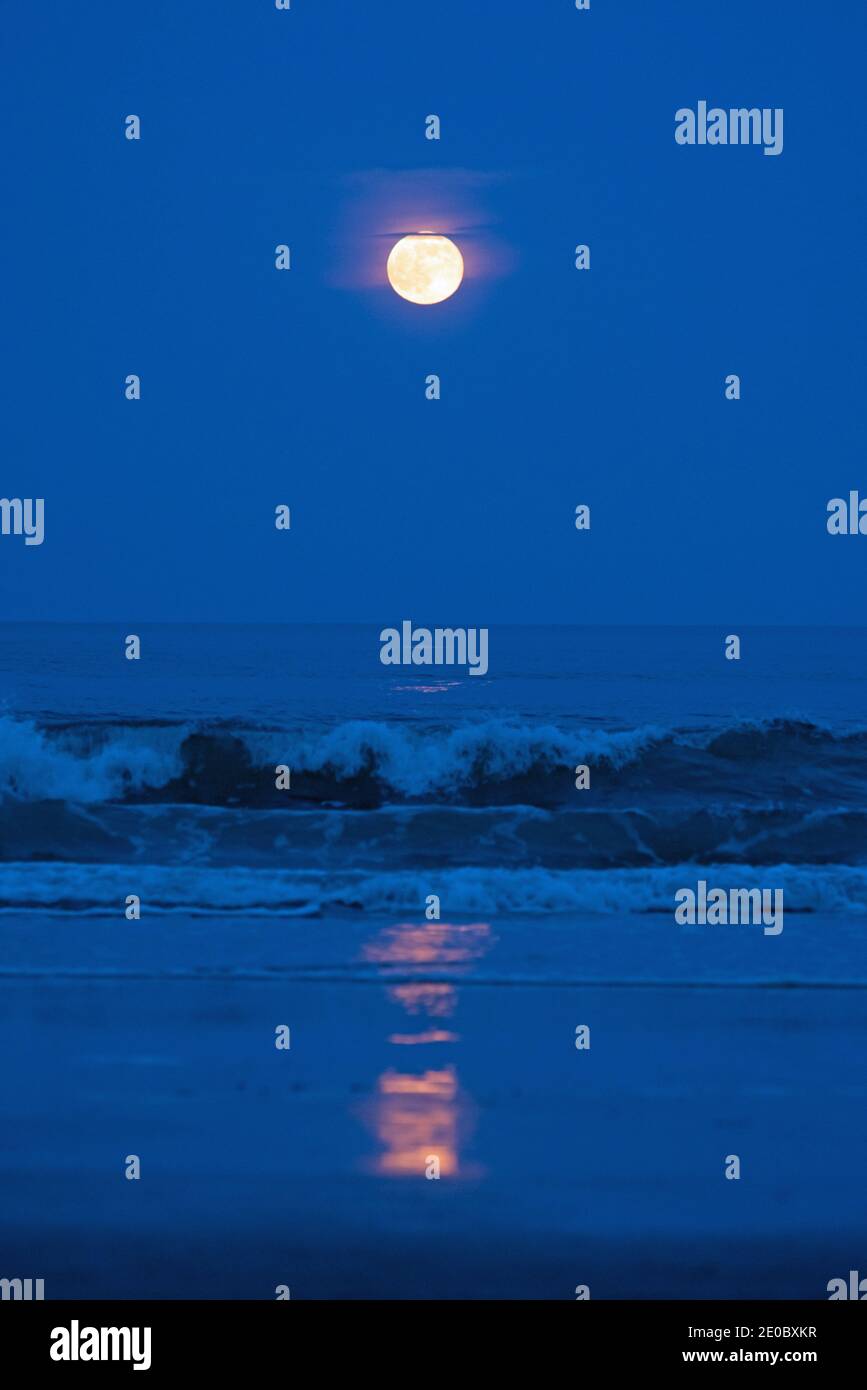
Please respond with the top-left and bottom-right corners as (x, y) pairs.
(2, 940), (865, 1299)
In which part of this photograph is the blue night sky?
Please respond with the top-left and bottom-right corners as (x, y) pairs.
(3, 0), (865, 625)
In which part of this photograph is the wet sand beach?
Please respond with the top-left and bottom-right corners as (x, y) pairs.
(2, 909), (866, 1299)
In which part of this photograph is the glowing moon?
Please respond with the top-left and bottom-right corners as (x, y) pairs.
(386, 234), (464, 305)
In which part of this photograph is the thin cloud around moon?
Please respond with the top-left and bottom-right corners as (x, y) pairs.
(327, 168), (516, 295)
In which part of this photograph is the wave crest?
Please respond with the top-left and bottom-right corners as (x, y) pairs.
(1, 862), (864, 917)
(1, 713), (865, 810)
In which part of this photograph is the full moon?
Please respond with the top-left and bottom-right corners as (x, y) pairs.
(386, 234), (464, 305)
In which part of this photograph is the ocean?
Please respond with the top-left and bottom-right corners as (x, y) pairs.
(2, 623), (866, 1298)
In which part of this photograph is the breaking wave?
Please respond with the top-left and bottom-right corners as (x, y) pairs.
(1, 861), (865, 917)
(1, 714), (864, 809)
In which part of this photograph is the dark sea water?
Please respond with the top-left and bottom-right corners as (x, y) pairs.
(2, 623), (866, 929)
(2, 624), (867, 1298)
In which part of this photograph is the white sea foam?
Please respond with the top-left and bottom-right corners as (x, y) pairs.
(2, 862), (865, 916)
(0, 716), (185, 803)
